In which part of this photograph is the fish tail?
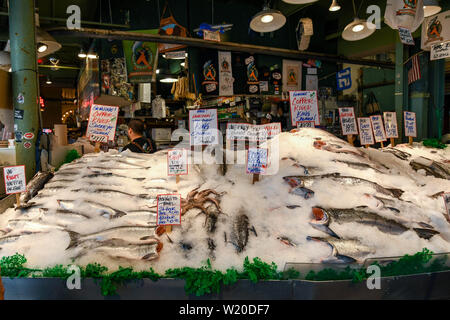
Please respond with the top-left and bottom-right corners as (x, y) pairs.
(413, 228), (439, 240)
(309, 223), (340, 239)
(66, 231), (81, 249)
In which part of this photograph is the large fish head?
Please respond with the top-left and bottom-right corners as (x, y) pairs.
(283, 176), (303, 188)
(311, 207), (330, 225)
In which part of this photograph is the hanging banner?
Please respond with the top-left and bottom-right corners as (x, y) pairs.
(336, 68), (352, 91)
(3, 165), (27, 195)
(122, 29), (158, 83)
(430, 41), (450, 61)
(357, 117), (375, 146)
(246, 148), (268, 175)
(383, 112), (399, 138)
(218, 51), (233, 96)
(289, 90), (320, 126)
(189, 109), (219, 146)
(384, 0), (424, 33)
(398, 27), (415, 45)
(338, 107), (358, 135)
(156, 194), (181, 226)
(404, 111), (417, 137)
(167, 149), (188, 176)
(86, 104), (119, 142)
(421, 10), (450, 51)
(370, 115), (387, 143)
(282, 60), (302, 92)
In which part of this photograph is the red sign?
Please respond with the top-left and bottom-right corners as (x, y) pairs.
(23, 142), (32, 149)
(24, 132), (34, 140)
(3, 165), (27, 195)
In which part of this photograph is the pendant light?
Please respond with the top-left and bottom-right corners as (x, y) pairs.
(342, 0), (376, 41)
(423, 0), (441, 17)
(35, 11), (61, 58)
(282, 0), (318, 4)
(250, 2), (286, 33)
(329, 0), (341, 12)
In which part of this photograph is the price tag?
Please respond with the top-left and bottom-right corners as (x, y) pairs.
(157, 194), (181, 226)
(189, 109), (219, 146)
(86, 104), (119, 142)
(89, 134), (108, 143)
(383, 112), (399, 138)
(289, 90), (320, 126)
(246, 148), (268, 175)
(370, 115), (387, 143)
(404, 111), (417, 137)
(357, 117), (375, 146)
(338, 107), (358, 135)
(167, 149), (188, 176)
(3, 165), (27, 195)
(296, 121), (315, 128)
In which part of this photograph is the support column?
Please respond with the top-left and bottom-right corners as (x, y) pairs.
(9, 0), (39, 180)
(394, 41), (404, 142)
(429, 58), (445, 140)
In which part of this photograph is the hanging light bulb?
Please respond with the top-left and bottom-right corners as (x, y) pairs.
(37, 43), (48, 53)
(261, 14), (274, 23)
(250, 4), (286, 33)
(423, 0), (441, 17)
(46, 76), (52, 84)
(342, 18), (376, 41)
(78, 49), (87, 58)
(329, 0), (341, 12)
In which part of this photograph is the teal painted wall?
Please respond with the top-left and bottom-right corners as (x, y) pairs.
(362, 68), (395, 113)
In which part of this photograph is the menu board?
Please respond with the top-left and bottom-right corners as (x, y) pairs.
(189, 109), (219, 146)
(167, 149), (188, 176)
(370, 115), (387, 143)
(246, 148), (268, 175)
(357, 117), (375, 146)
(3, 165), (26, 195)
(338, 107), (358, 135)
(156, 194), (181, 226)
(383, 112), (399, 138)
(404, 111), (417, 137)
(289, 90), (320, 126)
(86, 104), (119, 142)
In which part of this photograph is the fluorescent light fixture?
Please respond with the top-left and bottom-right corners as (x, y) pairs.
(250, 7), (286, 33)
(342, 18), (376, 41)
(423, 0), (441, 17)
(87, 53), (98, 59)
(37, 43), (48, 53)
(329, 0), (341, 12)
(160, 77), (178, 83)
(78, 50), (87, 58)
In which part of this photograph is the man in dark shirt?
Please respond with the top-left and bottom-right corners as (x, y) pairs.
(122, 119), (157, 153)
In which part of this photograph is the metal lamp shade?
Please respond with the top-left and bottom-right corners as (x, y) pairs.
(250, 8), (286, 33)
(423, 0), (441, 17)
(282, 0), (319, 4)
(36, 28), (62, 58)
(329, 0), (341, 11)
(342, 18), (376, 41)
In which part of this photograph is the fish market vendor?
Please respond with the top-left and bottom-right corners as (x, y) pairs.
(122, 119), (157, 154)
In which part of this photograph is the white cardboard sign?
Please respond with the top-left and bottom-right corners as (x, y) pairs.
(86, 104), (119, 142)
(431, 41), (450, 61)
(370, 115), (387, 143)
(3, 165), (27, 195)
(189, 109), (219, 146)
(156, 194), (181, 226)
(338, 107), (358, 135)
(289, 90), (320, 126)
(398, 27), (415, 46)
(246, 148), (268, 175)
(383, 112), (399, 138)
(404, 111), (417, 137)
(357, 117), (375, 146)
(167, 149), (188, 176)
(226, 122), (281, 141)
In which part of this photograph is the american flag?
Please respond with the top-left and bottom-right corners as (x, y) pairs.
(408, 55), (421, 84)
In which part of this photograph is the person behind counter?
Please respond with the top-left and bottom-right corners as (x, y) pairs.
(122, 119), (157, 154)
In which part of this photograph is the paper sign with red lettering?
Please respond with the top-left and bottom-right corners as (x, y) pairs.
(338, 107), (358, 135)
(189, 109), (219, 146)
(383, 112), (399, 138)
(258, 123), (281, 141)
(296, 121), (315, 128)
(404, 111), (417, 137)
(156, 194), (181, 226)
(86, 104), (119, 142)
(357, 117), (375, 146)
(246, 148), (268, 175)
(370, 115), (387, 142)
(289, 90), (320, 126)
(167, 149), (188, 176)
(3, 165), (27, 195)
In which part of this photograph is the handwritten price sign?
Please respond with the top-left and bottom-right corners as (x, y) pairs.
(90, 134), (108, 143)
(3, 165), (26, 194)
(370, 115), (387, 143)
(404, 111), (417, 137)
(157, 194), (181, 226)
(296, 121), (315, 128)
(357, 117), (375, 146)
(289, 91), (320, 126)
(246, 148), (268, 175)
(383, 112), (398, 138)
(189, 109), (219, 146)
(86, 104), (119, 142)
(338, 107), (358, 135)
(167, 149), (188, 176)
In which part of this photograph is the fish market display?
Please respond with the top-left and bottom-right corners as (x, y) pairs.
(0, 128), (449, 273)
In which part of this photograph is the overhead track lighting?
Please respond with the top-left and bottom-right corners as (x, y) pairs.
(250, 4), (286, 33)
(342, 0), (376, 41)
(329, 0), (341, 12)
(423, 0), (441, 17)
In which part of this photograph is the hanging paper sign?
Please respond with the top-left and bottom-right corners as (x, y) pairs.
(370, 115), (387, 142)
(226, 123), (281, 141)
(259, 123), (281, 140)
(336, 67), (352, 91)
(290, 90), (320, 126)
(296, 121), (315, 128)
(338, 107), (358, 135)
(430, 41), (450, 61)
(167, 149), (188, 176)
(156, 194), (181, 226)
(444, 193), (450, 221)
(246, 148), (268, 175)
(398, 27), (415, 45)
(357, 117), (375, 146)
(189, 109), (219, 146)
(90, 133), (108, 144)
(218, 51), (233, 96)
(404, 111), (417, 137)
(204, 30), (221, 42)
(86, 104), (119, 142)
(3, 165), (27, 195)
(383, 112), (399, 138)
(421, 10), (450, 51)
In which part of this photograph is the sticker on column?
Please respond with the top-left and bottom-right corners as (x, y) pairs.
(24, 141), (32, 149)
(17, 93), (25, 104)
(24, 132), (35, 140)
